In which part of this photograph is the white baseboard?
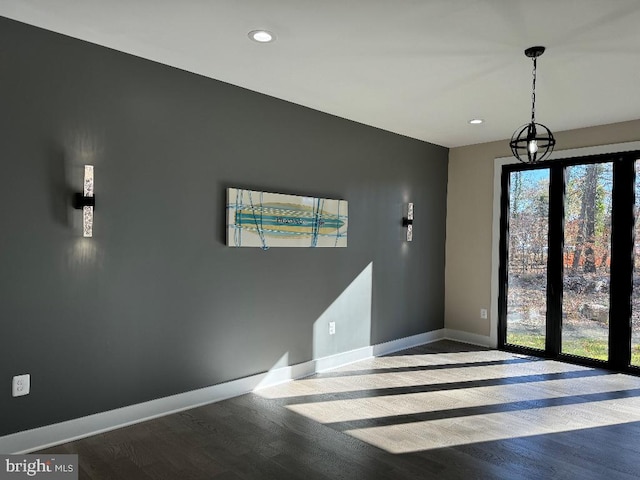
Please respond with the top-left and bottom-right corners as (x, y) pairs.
(372, 329), (445, 356)
(444, 328), (495, 348)
(0, 329), (450, 454)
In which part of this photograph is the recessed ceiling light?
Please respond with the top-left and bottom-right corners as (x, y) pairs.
(468, 119), (484, 125)
(248, 30), (275, 43)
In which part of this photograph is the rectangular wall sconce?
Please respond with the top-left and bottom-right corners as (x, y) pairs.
(403, 202), (414, 242)
(73, 165), (95, 237)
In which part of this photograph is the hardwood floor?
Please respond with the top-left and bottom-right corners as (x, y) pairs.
(39, 341), (640, 479)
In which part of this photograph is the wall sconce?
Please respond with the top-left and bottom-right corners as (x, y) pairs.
(402, 202), (413, 242)
(73, 165), (95, 237)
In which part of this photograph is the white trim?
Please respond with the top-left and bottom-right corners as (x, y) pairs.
(444, 328), (494, 348)
(372, 329), (445, 356)
(0, 330), (446, 454)
(314, 346), (374, 372)
(491, 140), (640, 349)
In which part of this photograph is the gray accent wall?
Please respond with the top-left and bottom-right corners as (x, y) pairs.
(0, 17), (448, 437)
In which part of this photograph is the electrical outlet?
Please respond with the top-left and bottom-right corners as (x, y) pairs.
(12, 374), (30, 397)
(480, 308), (488, 319)
(329, 322), (336, 335)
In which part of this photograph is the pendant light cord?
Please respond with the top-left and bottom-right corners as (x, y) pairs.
(509, 46), (555, 163)
(531, 57), (537, 124)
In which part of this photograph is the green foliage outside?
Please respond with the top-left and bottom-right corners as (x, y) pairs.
(507, 332), (640, 365)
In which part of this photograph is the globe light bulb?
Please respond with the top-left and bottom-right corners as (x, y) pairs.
(528, 139), (539, 154)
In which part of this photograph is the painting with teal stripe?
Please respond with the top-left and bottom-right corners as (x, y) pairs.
(226, 188), (348, 248)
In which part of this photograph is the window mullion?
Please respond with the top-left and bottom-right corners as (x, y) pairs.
(609, 157), (635, 368)
(546, 165), (564, 356)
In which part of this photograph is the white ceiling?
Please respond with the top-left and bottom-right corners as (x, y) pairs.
(1, 0), (640, 148)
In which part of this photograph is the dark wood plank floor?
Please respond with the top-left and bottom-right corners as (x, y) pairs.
(39, 341), (640, 479)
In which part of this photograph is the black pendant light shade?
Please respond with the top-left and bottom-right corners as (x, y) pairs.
(510, 122), (556, 163)
(510, 46), (556, 163)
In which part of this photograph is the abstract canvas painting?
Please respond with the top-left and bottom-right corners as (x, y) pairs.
(227, 188), (348, 248)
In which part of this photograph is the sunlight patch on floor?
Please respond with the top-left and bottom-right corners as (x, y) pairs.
(284, 373), (640, 423)
(344, 396), (640, 453)
(252, 345), (640, 455)
(256, 355), (593, 399)
(330, 350), (530, 373)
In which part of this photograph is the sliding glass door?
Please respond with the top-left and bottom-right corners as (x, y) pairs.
(499, 152), (640, 372)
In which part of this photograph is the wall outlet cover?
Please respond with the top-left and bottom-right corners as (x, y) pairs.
(12, 374), (30, 397)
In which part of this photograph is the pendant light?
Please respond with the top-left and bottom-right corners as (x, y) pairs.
(509, 46), (556, 163)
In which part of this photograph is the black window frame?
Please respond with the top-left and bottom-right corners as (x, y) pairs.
(498, 150), (640, 374)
